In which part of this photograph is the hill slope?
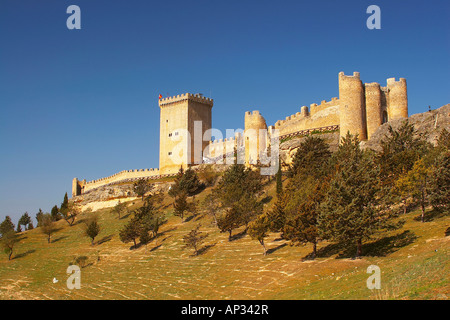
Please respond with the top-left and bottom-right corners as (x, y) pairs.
(0, 184), (448, 300)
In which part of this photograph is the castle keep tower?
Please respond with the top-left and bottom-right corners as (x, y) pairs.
(339, 72), (367, 140)
(159, 93), (213, 175)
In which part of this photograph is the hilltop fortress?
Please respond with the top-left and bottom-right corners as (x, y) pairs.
(72, 71), (408, 197)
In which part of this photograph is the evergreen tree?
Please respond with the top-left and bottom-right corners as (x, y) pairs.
(134, 178), (151, 201)
(83, 216), (101, 245)
(173, 191), (189, 222)
(377, 120), (427, 188)
(217, 207), (241, 241)
(248, 213), (271, 256)
(112, 201), (127, 219)
(429, 151), (450, 213)
(169, 167), (202, 197)
(318, 133), (402, 258)
(18, 212), (32, 230)
(50, 205), (61, 221)
(284, 176), (328, 259)
(183, 224), (208, 256)
(0, 216), (15, 236)
(40, 213), (58, 243)
(61, 193), (69, 213)
(119, 219), (141, 249)
(61, 203), (80, 226)
(1, 231), (19, 260)
(266, 189), (288, 233)
(288, 135), (331, 178)
(168, 167), (185, 198)
(35, 209), (44, 227)
(397, 158), (432, 222)
(275, 159), (283, 195)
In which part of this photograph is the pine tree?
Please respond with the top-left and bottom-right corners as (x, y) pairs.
(377, 120), (428, 188)
(35, 209), (44, 227)
(133, 178), (151, 201)
(266, 192), (288, 233)
(183, 224), (208, 256)
(429, 151), (450, 213)
(0, 216), (15, 236)
(112, 201), (127, 219)
(119, 219), (142, 249)
(1, 231), (19, 260)
(284, 176), (328, 259)
(83, 216), (101, 245)
(318, 133), (402, 258)
(217, 207), (241, 241)
(50, 205), (61, 221)
(40, 213), (58, 243)
(18, 212), (32, 230)
(275, 159), (283, 195)
(61, 193), (69, 213)
(288, 135), (331, 178)
(248, 213), (271, 256)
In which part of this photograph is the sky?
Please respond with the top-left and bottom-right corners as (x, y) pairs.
(0, 0), (449, 225)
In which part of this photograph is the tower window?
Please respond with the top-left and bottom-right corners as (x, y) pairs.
(169, 133), (172, 137)
(175, 132), (179, 136)
(168, 152), (172, 155)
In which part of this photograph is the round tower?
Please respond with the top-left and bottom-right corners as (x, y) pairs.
(387, 78), (408, 120)
(365, 82), (383, 140)
(244, 110), (268, 165)
(338, 71), (367, 140)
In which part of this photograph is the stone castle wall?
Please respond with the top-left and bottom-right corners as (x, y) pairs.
(72, 168), (161, 197)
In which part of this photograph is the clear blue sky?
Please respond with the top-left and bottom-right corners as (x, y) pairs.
(0, 0), (449, 225)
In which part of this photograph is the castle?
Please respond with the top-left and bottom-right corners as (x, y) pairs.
(72, 71), (408, 197)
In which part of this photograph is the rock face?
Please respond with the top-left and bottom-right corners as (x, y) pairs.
(71, 181), (173, 207)
(361, 104), (450, 152)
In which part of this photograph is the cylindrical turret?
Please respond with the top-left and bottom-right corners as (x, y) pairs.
(387, 78), (408, 120)
(244, 110), (268, 165)
(365, 82), (383, 140)
(338, 71), (367, 140)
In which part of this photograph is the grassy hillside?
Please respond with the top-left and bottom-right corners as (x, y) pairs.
(0, 182), (448, 300)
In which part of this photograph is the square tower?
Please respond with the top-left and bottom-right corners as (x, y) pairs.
(159, 93), (213, 175)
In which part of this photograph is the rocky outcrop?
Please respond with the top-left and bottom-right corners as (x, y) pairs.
(71, 181), (173, 208)
(361, 104), (450, 152)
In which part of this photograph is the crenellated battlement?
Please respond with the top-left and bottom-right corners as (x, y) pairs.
(159, 93), (213, 107)
(387, 77), (407, 87)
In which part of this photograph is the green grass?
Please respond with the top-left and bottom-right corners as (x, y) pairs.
(0, 186), (448, 300)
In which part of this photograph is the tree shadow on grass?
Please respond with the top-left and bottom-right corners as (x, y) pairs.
(120, 213), (131, 220)
(413, 208), (447, 222)
(157, 227), (177, 238)
(52, 235), (68, 243)
(197, 242), (217, 256)
(312, 230), (418, 260)
(183, 215), (195, 223)
(361, 230), (418, 257)
(266, 243), (287, 255)
(12, 249), (36, 260)
(97, 234), (114, 245)
(260, 196), (273, 205)
(230, 229), (247, 241)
